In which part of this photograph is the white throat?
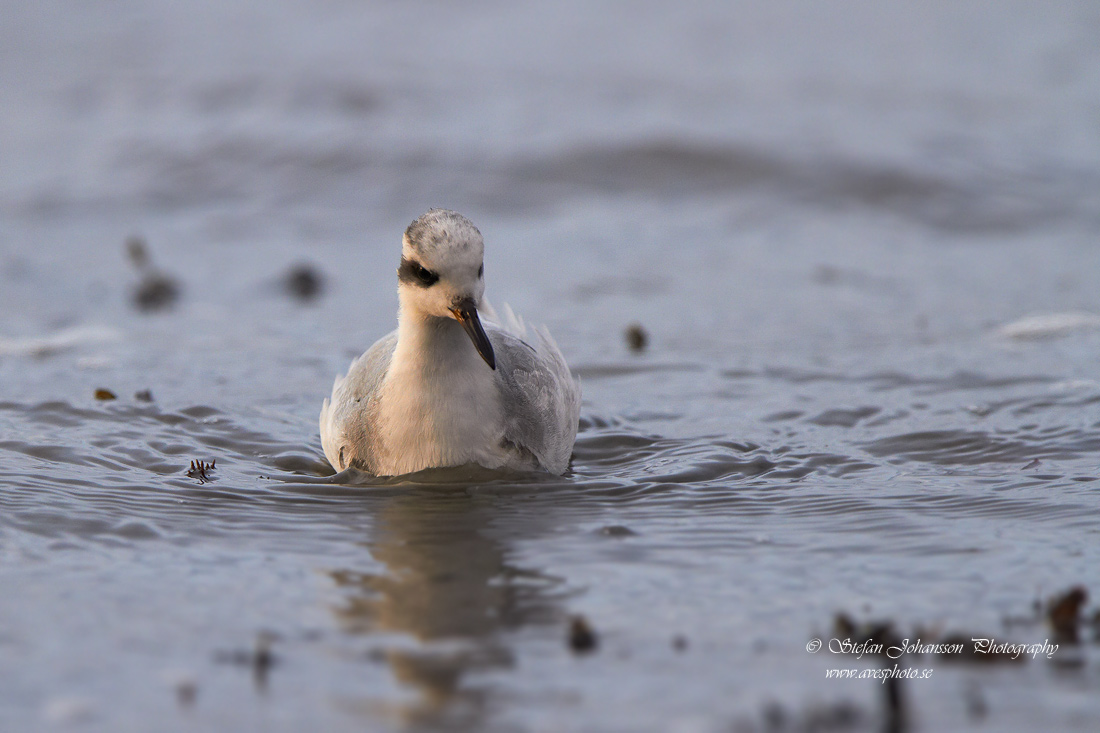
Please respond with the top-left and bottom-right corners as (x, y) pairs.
(375, 303), (504, 474)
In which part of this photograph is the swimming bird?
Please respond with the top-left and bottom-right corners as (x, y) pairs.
(320, 209), (581, 476)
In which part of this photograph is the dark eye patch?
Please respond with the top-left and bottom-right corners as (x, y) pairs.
(477, 264), (483, 278)
(398, 257), (439, 287)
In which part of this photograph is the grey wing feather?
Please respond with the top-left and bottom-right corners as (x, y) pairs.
(490, 325), (581, 474)
(319, 330), (398, 472)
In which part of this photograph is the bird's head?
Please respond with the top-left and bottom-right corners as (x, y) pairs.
(397, 209), (495, 370)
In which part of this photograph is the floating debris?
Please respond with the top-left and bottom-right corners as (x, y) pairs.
(833, 613), (901, 653)
(251, 632), (277, 691)
(126, 235), (180, 312)
(214, 631), (279, 693)
(964, 682), (988, 721)
(134, 273), (180, 311)
(126, 235), (150, 268)
(134, 389), (154, 402)
(283, 263), (325, 302)
(568, 615), (598, 654)
(624, 323), (648, 352)
(883, 675), (906, 733)
(597, 525), (637, 538)
(1048, 586), (1088, 643)
(187, 459), (216, 484)
(94, 388), (117, 401)
(175, 679), (197, 708)
(161, 670), (198, 708)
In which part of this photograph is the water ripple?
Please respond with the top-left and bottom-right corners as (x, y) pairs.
(1, 371), (1096, 550)
(864, 428), (1100, 466)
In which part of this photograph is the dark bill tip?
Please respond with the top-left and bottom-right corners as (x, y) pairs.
(452, 302), (496, 370)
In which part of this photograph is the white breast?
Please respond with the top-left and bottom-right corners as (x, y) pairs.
(372, 334), (507, 475)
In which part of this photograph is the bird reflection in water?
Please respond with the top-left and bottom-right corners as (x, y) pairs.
(328, 491), (566, 727)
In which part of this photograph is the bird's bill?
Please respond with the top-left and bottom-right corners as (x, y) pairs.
(451, 301), (496, 370)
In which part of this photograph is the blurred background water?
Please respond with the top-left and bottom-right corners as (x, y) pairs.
(2, 1), (1100, 731)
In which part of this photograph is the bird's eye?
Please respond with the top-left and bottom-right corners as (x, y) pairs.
(415, 265), (438, 286)
(477, 264), (484, 279)
(399, 257), (439, 287)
